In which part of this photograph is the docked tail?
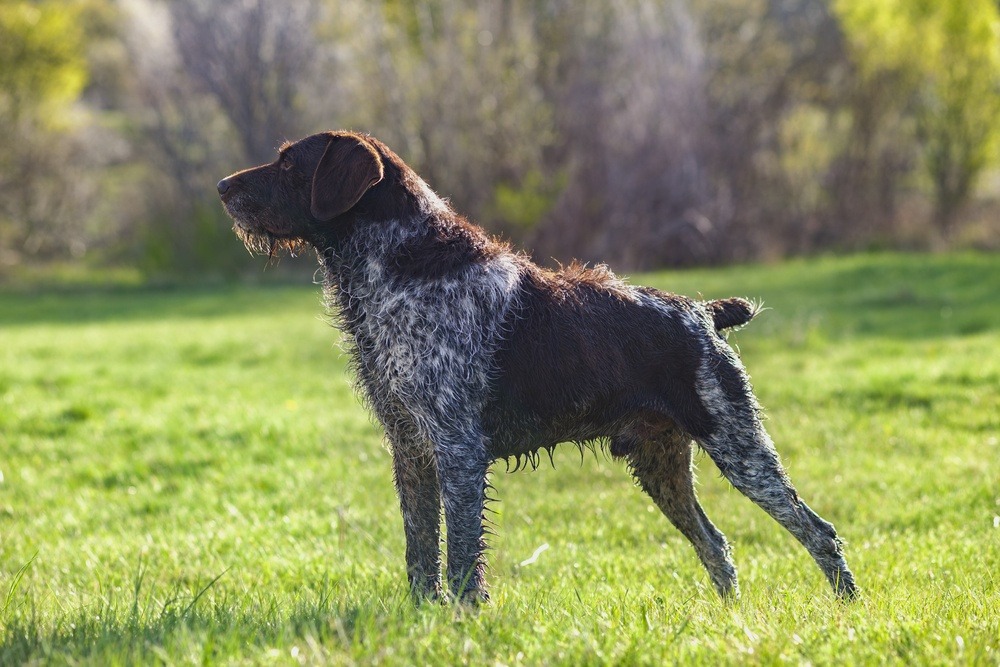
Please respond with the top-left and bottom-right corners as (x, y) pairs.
(705, 297), (760, 332)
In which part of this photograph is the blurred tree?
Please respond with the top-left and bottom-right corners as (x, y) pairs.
(837, 0), (1000, 234)
(533, 0), (718, 268)
(121, 0), (328, 274)
(0, 1), (87, 118)
(694, 0), (859, 256)
(343, 0), (557, 240)
(171, 0), (322, 164)
(0, 0), (89, 263)
(5, 0), (994, 276)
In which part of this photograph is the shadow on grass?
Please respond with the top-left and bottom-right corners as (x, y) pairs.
(777, 254), (999, 338)
(650, 252), (1000, 341)
(0, 281), (322, 327)
(0, 577), (421, 664)
(4, 253), (999, 337)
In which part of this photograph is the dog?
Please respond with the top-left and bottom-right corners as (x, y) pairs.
(217, 131), (857, 603)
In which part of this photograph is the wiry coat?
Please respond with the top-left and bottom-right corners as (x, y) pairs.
(218, 131), (857, 602)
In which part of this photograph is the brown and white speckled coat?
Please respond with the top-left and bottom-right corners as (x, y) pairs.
(218, 131), (857, 603)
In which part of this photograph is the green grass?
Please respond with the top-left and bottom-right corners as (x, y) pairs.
(1, 252), (998, 665)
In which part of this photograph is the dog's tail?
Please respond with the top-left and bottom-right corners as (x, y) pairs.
(704, 297), (761, 332)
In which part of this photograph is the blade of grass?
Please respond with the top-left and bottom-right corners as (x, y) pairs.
(2, 552), (38, 618)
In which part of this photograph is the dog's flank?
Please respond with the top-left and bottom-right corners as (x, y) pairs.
(218, 130), (857, 603)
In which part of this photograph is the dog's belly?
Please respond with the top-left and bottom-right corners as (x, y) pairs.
(482, 399), (659, 458)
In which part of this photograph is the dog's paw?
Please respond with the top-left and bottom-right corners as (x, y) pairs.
(452, 587), (490, 608)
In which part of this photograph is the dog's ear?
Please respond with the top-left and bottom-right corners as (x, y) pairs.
(311, 136), (384, 221)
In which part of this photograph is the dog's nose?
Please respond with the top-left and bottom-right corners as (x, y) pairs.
(217, 179), (230, 196)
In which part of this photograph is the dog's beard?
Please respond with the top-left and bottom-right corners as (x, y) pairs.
(232, 222), (309, 261)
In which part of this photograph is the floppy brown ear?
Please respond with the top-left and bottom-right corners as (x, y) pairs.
(310, 136), (384, 221)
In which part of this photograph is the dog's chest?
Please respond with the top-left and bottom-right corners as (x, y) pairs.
(340, 256), (521, 427)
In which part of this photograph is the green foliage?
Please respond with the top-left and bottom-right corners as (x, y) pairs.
(836, 0), (1000, 231)
(0, 0), (88, 122)
(136, 203), (258, 279)
(1, 253), (998, 664)
(0, 0), (117, 264)
(778, 105), (849, 214)
(492, 168), (566, 231)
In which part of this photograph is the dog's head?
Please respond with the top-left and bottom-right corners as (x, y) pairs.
(217, 131), (385, 256)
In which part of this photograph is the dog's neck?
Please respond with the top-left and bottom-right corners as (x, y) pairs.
(315, 175), (450, 327)
(314, 161), (447, 255)
(317, 174), (447, 272)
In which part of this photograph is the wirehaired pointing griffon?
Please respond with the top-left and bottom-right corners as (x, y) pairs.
(218, 131), (857, 603)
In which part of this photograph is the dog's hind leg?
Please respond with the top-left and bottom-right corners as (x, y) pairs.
(702, 426), (857, 598)
(627, 432), (739, 599)
(695, 352), (858, 599)
(386, 419), (443, 600)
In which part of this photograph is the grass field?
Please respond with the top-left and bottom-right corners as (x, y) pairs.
(1, 252), (998, 665)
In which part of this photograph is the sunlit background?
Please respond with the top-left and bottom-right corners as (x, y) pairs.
(1, 0), (998, 280)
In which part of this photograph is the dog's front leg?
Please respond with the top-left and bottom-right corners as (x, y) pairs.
(435, 436), (490, 604)
(384, 414), (442, 600)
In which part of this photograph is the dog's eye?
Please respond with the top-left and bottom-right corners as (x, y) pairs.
(280, 156), (293, 171)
